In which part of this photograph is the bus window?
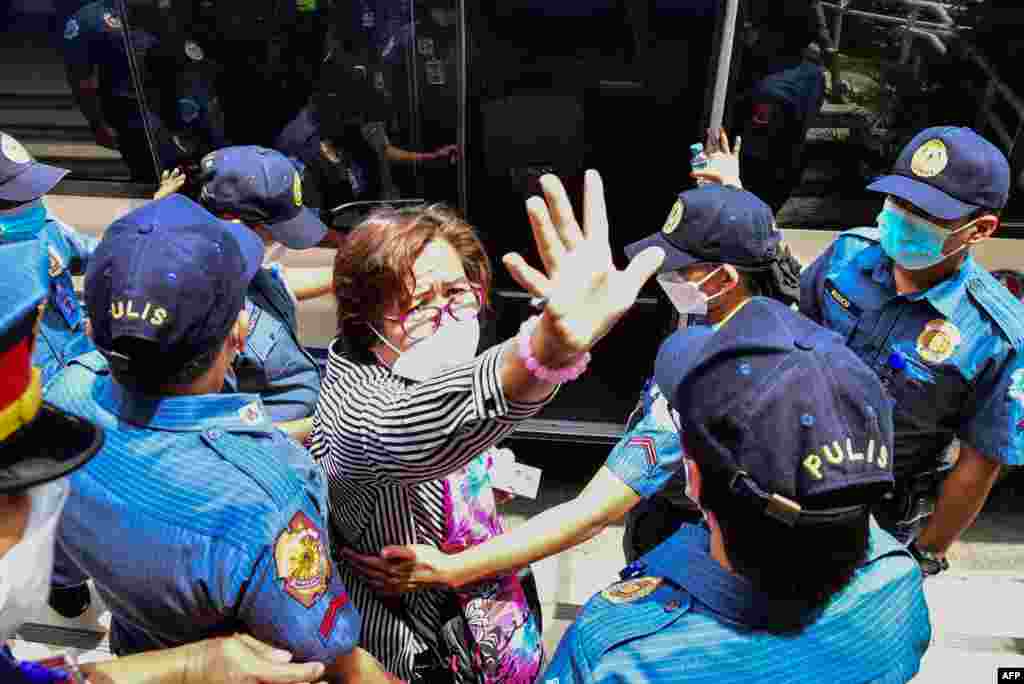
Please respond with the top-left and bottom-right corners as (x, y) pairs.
(724, 0), (1024, 231)
(114, 0), (463, 219)
(0, 1), (150, 184)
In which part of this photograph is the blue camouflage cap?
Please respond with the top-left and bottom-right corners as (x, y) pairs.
(0, 238), (102, 492)
(199, 146), (327, 249)
(867, 126), (1010, 221)
(85, 194), (263, 379)
(654, 297), (895, 526)
(0, 131), (68, 203)
(624, 185), (780, 273)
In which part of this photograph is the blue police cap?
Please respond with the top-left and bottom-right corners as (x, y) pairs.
(85, 195), (263, 379)
(867, 126), (1010, 221)
(0, 131), (68, 203)
(0, 238), (102, 492)
(654, 297), (895, 526)
(199, 146), (327, 249)
(623, 185), (780, 273)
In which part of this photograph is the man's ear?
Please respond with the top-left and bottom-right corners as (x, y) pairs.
(685, 458), (702, 505)
(966, 214), (1000, 244)
(233, 309), (250, 351)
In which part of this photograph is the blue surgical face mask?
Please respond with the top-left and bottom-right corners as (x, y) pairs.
(0, 199), (46, 243)
(878, 199), (978, 271)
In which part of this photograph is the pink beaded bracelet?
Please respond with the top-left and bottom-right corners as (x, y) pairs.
(517, 315), (591, 384)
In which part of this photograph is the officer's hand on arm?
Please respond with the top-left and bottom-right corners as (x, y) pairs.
(81, 634), (327, 684)
(914, 442), (1002, 560)
(692, 128), (743, 189)
(341, 545), (455, 595)
(346, 466), (642, 591)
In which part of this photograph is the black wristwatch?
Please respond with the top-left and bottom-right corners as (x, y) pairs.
(909, 541), (949, 576)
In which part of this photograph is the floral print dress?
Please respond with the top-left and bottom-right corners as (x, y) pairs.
(440, 448), (542, 684)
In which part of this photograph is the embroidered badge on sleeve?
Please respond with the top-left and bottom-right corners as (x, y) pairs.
(275, 511), (331, 608)
(600, 576), (663, 604)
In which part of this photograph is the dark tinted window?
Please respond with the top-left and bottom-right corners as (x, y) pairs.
(725, 0), (1024, 231)
(2, 1), (146, 185)
(117, 0), (461, 221)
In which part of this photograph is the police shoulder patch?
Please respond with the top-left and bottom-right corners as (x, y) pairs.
(662, 199), (684, 235)
(600, 576), (663, 604)
(103, 12), (122, 30)
(275, 511), (331, 608)
(64, 18), (80, 41)
(47, 245), (65, 278)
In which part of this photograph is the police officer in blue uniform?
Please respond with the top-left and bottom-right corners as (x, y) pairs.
(62, 1), (224, 182)
(799, 127), (1024, 571)
(617, 185), (802, 561)
(194, 146), (330, 438)
(0, 236), (330, 684)
(44, 195), (398, 683)
(0, 132), (97, 391)
(543, 298), (932, 684)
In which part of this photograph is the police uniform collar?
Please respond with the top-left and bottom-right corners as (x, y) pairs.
(893, 254), (975, 321)
(94, 377), (275, 433)
(644, 520), (907, 629)
(643, 524), (783, 628)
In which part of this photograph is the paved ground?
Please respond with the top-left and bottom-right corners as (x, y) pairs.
(12, 466), (1024, 681)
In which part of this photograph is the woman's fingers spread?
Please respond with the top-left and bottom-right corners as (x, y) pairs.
(526, 195), (566, 274)
(503, 253), (551, 297)
(538, 174), (584, 251)
(581, 170), (609, 246)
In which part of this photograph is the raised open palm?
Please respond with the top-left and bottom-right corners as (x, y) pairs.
(503, 170), (665, 356)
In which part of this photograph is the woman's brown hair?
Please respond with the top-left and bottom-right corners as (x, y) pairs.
(333, 203), (492, 360)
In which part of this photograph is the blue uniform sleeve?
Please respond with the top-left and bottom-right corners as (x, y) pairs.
(961, 350), (1024, 466)
(52, 220), (98, 275)
(234, 489), (360, 664)
(603, 383), (684, 500)
(799, 241), (837, 325)
(541, 620), (594, 684)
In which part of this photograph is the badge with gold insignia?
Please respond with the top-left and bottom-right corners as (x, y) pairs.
(910, 139), (948, 178)
(275, 511), (331, 608)
(600, 576), (662, 604)
(916, 319), (961, 365)
(662, 200), (684, 235)
(47, 246), (65, 278)
(293, 172), (303, 207)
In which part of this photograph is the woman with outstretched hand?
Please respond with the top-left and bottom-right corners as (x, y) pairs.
(311, 170), (664, 683)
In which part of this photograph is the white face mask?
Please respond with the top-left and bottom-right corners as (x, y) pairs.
(0, 480), (69, 640)
(372, 318), (481, 382)
(657, 267), (729, 317)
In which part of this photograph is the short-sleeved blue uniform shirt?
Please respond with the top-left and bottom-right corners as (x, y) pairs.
(543, 521), (931, 684)
(800, 228), (1024, 475)
(46, 353), (360, 663)
(604, 376), (686, 503)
